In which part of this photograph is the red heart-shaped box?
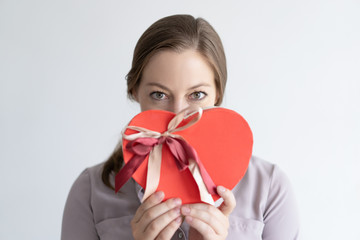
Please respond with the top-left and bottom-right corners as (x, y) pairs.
(123, 107), (253, 204)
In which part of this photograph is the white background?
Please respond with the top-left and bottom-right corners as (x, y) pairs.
(1, 0), (359, 239)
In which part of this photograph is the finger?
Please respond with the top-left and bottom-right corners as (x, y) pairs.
(185, 215), (219, 238)
(145, 207), (182, 239)
(133, 191), (164, 223)
(155, 217), (182, 240)
(181, 204), (226, 234)
(181, 203), (226, 224)
(217, 186), (236, 216)
(139, 198), (182, 232)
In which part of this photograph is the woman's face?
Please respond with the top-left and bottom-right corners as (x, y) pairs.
(134, 50), (218, 114)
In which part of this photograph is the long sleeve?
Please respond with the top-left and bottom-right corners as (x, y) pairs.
(262, 165), (300, 240)
(61, 169), (99, 240)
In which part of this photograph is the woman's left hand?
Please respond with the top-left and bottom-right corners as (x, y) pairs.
(181, 186), (236, 240)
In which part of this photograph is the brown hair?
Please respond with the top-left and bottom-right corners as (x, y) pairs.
(102, 14), (227, 189)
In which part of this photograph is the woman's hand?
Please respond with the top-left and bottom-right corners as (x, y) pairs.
(131, 191), (183, 240)
(181, 186), (236, 240)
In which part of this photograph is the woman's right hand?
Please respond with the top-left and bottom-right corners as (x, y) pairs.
(131, 191), (183, 240)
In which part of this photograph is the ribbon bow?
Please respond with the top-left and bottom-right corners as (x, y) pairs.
(114, 107), (218, 204)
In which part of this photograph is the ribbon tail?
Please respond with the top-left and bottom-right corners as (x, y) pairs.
(167, 137), (218, 203)
(115, 154), (147, 193)
(194, 157), (218, 196)
(142, 144), (163, 202)
(178, 138), (218, 196)
(188, 159), (215, 205)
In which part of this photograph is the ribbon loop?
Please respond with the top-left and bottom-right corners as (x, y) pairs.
(126, 138), (159, 155)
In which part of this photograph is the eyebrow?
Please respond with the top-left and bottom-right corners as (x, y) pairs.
(145, 82), (213, 91)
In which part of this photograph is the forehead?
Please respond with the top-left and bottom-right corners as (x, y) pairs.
(141, 49), (215, 88)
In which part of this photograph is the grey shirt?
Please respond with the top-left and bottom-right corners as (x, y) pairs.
(61, 156), (300, 239)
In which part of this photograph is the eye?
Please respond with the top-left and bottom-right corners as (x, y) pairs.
(150, 91), (168, 100)
(189, 91), (207, 101)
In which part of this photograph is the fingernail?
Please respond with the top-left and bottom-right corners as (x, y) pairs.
(218, 186), (226, 193)
(155, 191), (164, 200)
(175, 217), (182, 223)
(186, 216), (193, 223)
(174, 198), (182, 206)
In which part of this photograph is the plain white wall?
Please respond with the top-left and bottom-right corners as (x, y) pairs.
(1, 0), (359, 239)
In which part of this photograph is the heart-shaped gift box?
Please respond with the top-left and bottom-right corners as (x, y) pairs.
(115, 107), (253, 204)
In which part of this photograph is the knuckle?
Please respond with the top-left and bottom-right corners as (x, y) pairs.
(165, 199), (175, 208)
(156, 233), (168, 240)
(207, 214), (216, 224)
(170, 219), (180, 228)
(204, 204), (212, 212)
(144, 210), (157, 220)
(171, 208), (180, 218)
(204, 226), (213, 237)
(147, 221), (159, 233)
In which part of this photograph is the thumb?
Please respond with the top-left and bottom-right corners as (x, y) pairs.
(217, 186), (236, 216)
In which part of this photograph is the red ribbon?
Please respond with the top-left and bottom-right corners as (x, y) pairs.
(115, 135), (217, 197)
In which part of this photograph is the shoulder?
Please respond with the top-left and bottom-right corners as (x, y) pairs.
(233, 156), (290, 194)
(73, 162), (103, 185)
(67, 162), (140, 210)
(246, 155), (292, 190)
(79, 162), (104, 183)
(230, 156), (300, 239)
(84, 162), (106, 189)
(231, 155), (297, 220)
(63, 162), (107, 213)
(247, 156), (296, 207)
(65, 162), (105, 199)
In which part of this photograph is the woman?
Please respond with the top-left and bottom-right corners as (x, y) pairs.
(61, 14), (299, 240)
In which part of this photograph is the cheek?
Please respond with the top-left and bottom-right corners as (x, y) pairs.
(139, 100), (153, 112)
(199, 95), (217, 108)
(209, 90), (218, 106)
(138, 97), (166, 112)
(215, 91), (221, 105)
(137, 95), (149, 111)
